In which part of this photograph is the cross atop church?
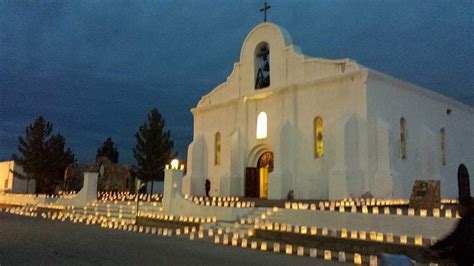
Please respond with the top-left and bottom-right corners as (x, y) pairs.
(260, 2), (271, 22)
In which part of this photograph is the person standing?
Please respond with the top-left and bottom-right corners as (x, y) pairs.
(205, 179), (211, 198)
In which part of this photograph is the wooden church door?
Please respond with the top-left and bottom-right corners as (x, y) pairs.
(245, 167), (260, 197)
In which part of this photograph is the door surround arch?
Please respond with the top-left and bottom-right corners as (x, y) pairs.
(247, 144), (273, 168)
(245, 144), (273, 198)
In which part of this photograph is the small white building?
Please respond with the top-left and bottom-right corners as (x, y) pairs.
(182, 23), (473, 200)
(0, 160), (35, 193)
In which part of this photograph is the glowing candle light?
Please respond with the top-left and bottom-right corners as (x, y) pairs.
(231, 237), (238, 246)
(251, 241), (257, 249)
(322, 228), (328, 236)
(384, 207), (390, 215)
(285, 245), (292, 255)
(300, 226), (307, 235)
(260, 241), (267, 251)
(387, 233), (394, 243)
(415, 235), (423, 246)
(223, 234), (229, 245)
(189, 232), (195, 240)
(291, 203), (298, 210)
(294, 225), (300, 233)
(396, 208), (402, 216)
(324, 250), (331, 260)
(359, 231), (366, 240)
(408, 208), (415, 216)
(309, 248), (317, 258)
(369, 255), (378, 266)
(176, 228), (181, 236)
(241, 238), (248, 248)
(372, 207), (379, 214)
(400, 235), (407, 244)
(338, 251), (346, 262)
(377, 233), (384, 242)
(445, 209), (452, 218)
(341, 228), (347, 238)
(362, 206), (368, 214)
(370, 231), (377, 241)
(273, 242), (280, 253)
(351, 206), (357, 213)
(310, 226), (317, 235)
(274, 223), (280, 231)
(214, 235), (220, 244)
(354, 253), (362, 264)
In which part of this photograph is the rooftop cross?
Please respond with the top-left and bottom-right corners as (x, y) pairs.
(260, 2), (271, 22)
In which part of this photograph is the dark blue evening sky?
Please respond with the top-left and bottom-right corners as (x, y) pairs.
(1, 1), (473, 164)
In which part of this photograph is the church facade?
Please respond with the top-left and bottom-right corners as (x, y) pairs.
(182, 23), (473, 200)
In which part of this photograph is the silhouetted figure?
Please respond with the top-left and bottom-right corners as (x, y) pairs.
(286, 190), (294, 200)
(205, 179), (211, 197)
(430, 200), (474, 265)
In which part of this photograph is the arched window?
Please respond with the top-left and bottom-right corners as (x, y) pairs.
(256, 112), (267, 139)
(440, 128), (446, 165)
(400, 117), (407, 159)
(255, 43), (270, 89)
(314, 116), (324, 158)
(214, 132), (221, 165)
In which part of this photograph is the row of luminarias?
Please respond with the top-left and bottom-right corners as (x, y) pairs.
(214, 113), (324, 165)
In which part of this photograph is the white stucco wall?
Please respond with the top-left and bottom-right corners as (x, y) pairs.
(366, 70), (474, 199)
(0, 160), (35, 194)
(183, 22), (473, 200)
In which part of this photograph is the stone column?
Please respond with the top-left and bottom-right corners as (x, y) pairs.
(163, 168), (184, 213)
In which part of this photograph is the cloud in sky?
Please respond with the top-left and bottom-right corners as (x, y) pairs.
(1, 1), (472, 163)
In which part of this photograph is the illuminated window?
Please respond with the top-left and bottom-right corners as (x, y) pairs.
(215, 132), (221, 165)
(314, 116), (324, 158)
(440, 128), (446, 165)
(400, 117), (406, 159)
(256, 112), (267, 139)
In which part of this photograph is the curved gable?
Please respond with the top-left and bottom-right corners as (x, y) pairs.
(196, 23), (360, 109)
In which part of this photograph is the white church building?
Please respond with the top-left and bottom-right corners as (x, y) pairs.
(182, 23), (473, 200)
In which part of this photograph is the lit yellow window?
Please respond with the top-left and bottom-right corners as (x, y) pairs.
(314, 116), (324, 158)
(256, 112), (267, 139)
(215, 132), (221, 165)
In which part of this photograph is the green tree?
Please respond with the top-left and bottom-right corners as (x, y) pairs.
(96, 137), (119, 163)
(133, 108), (176, 193)
(12, 116), (75, 194)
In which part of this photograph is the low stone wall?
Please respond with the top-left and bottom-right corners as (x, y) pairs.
(0, 172), (98, 208)
(163, 169), (251, 222)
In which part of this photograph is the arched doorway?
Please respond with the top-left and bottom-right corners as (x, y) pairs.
(457, 164), (471, 204)
(245, 151), (274, 198)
